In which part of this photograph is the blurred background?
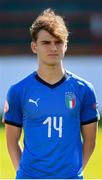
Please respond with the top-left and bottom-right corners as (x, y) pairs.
(0, 0), (102, 55)
(0, 0), (102, 179)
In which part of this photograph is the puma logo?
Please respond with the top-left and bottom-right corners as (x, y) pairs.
(29, 98), (40, 107)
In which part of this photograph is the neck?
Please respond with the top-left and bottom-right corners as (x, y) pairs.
(37, 64), (65, 84)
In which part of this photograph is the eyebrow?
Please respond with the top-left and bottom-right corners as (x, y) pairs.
(41, 40), (63, 43)
(41, 40), (51, 43)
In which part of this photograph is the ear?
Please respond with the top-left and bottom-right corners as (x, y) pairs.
(64, 42), (67, 53)
(31, 41), (37, 54)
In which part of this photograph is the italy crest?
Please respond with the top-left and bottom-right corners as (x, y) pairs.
(65, 92), (76, 109)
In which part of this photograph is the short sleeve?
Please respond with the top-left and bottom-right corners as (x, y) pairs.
(80, 83), (100, 125)
(2, 85), (22, 127)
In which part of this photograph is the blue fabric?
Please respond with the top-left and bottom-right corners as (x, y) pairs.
(4, 71), (99, 179)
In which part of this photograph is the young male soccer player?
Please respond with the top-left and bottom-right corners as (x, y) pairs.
(3, 9), (99, 179)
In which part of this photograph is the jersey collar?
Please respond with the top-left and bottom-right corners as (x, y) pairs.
(34, 71), (68, 89)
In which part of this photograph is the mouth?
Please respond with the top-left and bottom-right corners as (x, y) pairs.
(48, 54), (58, 56)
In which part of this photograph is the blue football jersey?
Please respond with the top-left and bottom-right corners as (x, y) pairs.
(3, 71), (99, 179)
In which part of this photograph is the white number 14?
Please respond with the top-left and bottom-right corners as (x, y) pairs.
(43, 116), (63, 138)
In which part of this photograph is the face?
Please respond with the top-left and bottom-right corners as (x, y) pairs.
(31, 30), (67, 66)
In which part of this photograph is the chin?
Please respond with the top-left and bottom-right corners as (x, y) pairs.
(45, 61), (60, 66)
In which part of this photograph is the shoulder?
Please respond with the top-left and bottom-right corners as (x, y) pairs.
(68, 71), (95, 92)
(7, 72), (35, 96)
(66, 71), (96, 102)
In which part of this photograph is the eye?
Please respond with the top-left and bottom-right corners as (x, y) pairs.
(55, 40), (63, 44)
(42, 41), (50, 45)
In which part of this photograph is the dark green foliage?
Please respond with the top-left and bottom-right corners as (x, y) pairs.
(0, 114), (4, 128)
(98, 116), (102, 127)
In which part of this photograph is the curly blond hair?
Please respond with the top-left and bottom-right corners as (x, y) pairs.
(30, 8), (69, 42)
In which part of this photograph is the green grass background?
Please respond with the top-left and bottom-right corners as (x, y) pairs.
(0, 119), (102, 179)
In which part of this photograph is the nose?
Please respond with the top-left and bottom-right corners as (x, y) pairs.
(50, 42), (57, 52)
